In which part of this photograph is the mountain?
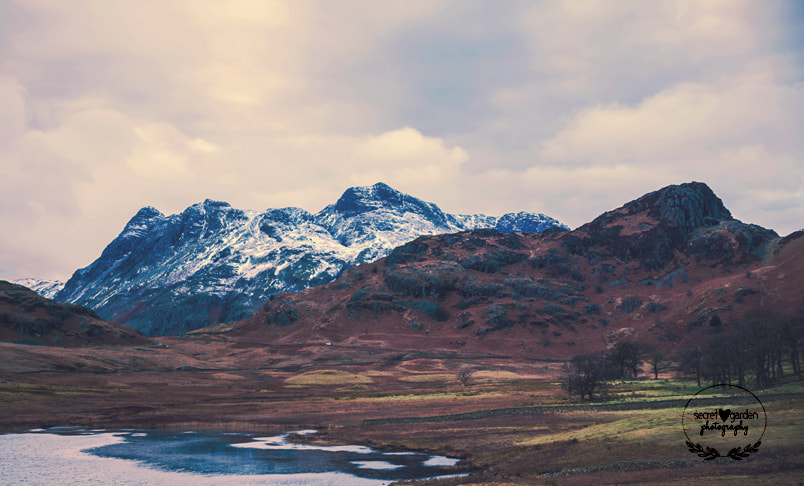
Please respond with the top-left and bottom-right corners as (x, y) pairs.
(55, 182), (567, 336)
(10, 278), (65, 300)
(0, 281), (149, 346)
(218, 182), (799, 359)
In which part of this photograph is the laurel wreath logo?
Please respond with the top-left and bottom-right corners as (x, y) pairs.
(685, 439), (762, 461)
(682, 384), (766, 462)
(726, 440), (761, 460)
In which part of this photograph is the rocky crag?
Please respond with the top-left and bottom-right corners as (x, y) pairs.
(221, 182), (797, 359)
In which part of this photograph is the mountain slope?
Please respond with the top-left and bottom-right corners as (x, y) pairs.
(0, 281), (149, 346)
(56, 183), (567, 336)
(221, 182), (794, 359)
(10, 278), (64, 300)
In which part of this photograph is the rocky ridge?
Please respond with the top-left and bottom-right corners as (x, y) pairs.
(55, 183), (567, 336)
(222, 182), (793, 359)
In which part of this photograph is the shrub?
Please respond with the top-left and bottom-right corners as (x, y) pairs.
(402, 300), (449, 322)
(616, 296), (643, 313)
(459, 248), (527, 273)
(583, 303), (601, 315)
(484, 303), (513, 330)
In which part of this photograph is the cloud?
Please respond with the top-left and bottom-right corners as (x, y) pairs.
(509, 61), (804, 231)
(0, 77), (27, 148)
(0, 86), (468, 278)
(0, 0), (802, 280)
(445, 1), (803, 234)
(223, 127), (469, 212)
(538, 63), (803, 166)
(468, 0), (784, 171)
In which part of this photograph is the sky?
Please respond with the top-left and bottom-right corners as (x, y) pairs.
(1, 0), (803, 281)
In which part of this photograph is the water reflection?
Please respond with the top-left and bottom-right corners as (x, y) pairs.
(73, 428), (463, 482)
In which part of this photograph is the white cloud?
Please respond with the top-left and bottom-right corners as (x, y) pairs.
(537, 63), (803, 167)
(0, 77), (27, 148)
(0, 0), (802, 280)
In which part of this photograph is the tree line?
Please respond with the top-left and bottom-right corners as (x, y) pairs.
(678, 307), (804, 389)
(563, 306), (804, 400)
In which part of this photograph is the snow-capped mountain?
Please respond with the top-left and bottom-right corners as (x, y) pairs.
(11, 278), (65, 300)
(55, 182), (568, 336)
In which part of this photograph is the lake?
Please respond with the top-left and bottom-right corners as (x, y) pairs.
(0, 428), (464, 485)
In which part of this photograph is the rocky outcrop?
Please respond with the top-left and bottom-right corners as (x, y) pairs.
(561, 182), (777, 270)
(225, 181), (791, 360)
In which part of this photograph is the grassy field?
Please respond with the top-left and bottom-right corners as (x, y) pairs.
(296, 373), (804, 485)
(1, 341), (802, 484)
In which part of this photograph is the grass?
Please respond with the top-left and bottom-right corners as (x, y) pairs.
(516, 408), (686, 447)
(4, 342), (803, 484)
(399, 373), (456, 382)
(334, 390), (509, 403)
(326, 374), (804, 484)
(284, 369), (373, 386)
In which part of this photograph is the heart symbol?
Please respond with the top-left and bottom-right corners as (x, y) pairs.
(718, 408), (731, 422)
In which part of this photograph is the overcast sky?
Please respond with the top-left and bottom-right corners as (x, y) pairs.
(1, 1), (803, 281)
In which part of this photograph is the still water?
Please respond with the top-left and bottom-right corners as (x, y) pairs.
(0, 428), (463, 485)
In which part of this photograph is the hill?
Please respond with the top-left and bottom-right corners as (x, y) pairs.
(219, 182), (801, 360)
(0, 281), (150, 346)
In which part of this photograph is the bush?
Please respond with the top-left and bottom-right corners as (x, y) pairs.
(484, 303), (513, 330)
(459, 248), (527, 273)
(402, 300), (449, 322)
(583, 303), (601, 315)
(384, 263), (463, 299)
(616, 296), (643, 313)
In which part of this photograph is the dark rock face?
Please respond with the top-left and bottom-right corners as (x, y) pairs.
(627, 182), (732, 230)
(561, 182), (777, 271)
(686, 222), (778, 265)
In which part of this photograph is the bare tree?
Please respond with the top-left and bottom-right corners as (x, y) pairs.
(678, 346), (703, 387)
(564, 354), (610, 401)
(644, 346), (670, 380)
(608, 341), (641, 381)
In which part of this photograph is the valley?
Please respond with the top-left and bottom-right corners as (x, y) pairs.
(2, 182), (803, 484)
(1, 338), (802, 485)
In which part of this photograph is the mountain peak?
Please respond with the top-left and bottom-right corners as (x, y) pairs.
(120, 206), (165, 240)
(56, 183), (567, 336)
(564, 181), (773, 271)
(202, 199), (232, 210)
(327, 182), (451, 227)
(132, 206), (165, 220)
(332, 182), (411, 214)
(624, 182), (732, 230)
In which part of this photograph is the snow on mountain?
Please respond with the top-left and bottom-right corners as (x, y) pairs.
(55, 182), (568, 336)
(10, 278), (65, 300)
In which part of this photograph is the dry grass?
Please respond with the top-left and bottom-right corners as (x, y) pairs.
(399, 373), (455, 382)
(284, 369), (373, 386)
(2, 340), (802, 484)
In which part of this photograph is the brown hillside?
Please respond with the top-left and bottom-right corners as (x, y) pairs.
(0, 281), (150, 346)
(217, 183), (801, 360)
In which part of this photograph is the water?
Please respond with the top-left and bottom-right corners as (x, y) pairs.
(0, 428), (463, 485)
